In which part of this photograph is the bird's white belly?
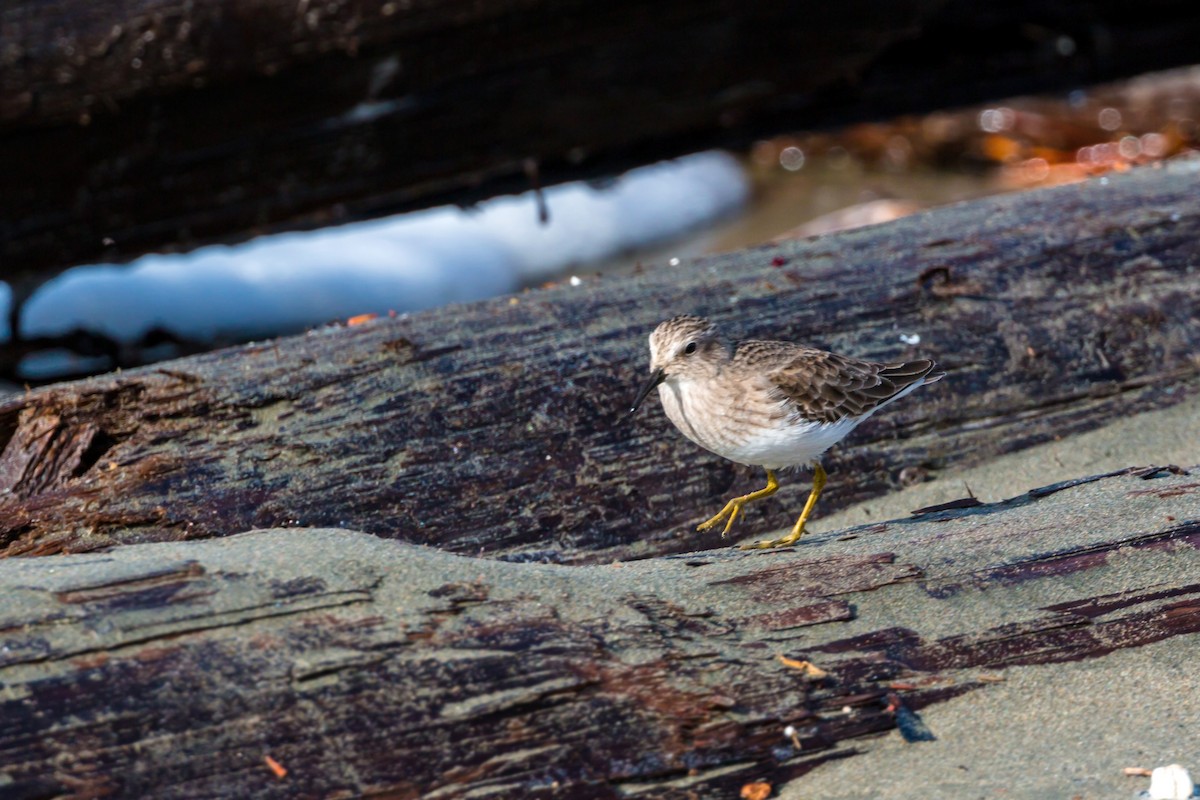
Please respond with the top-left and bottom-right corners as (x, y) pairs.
(718, 415), (860, 470)
(657, 379), (863, 470)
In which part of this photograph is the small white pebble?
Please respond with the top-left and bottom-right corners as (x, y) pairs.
(569, 275), (582, 286)
(899, 333), (921, 345)
(842, 705), (852, 714)
(668, 257), (680, 266)
(782, 724), (803, 749)
(1148, 764), (1194, 800)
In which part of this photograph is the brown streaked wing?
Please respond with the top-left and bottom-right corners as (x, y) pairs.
(739, 341), (937, 424)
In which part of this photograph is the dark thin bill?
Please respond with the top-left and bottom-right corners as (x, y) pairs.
(628, 369), (666, 416)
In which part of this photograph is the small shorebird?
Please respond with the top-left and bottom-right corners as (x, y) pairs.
(630, 315), (943, 549)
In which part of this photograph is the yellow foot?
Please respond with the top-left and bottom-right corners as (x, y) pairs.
(738, 462), (827, 551)
(695, 468), (779, 537)
(738, 525), (806, 550)
(696, 497), (747, 537)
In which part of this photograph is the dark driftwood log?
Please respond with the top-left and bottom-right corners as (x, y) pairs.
(2, 0), (937, 277)
(2, 161), (1200, 561)
(0, 466), (1197, 798)
(5, 0), (1200, 276)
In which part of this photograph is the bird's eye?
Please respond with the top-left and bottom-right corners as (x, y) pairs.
(684, 342), (698, 355)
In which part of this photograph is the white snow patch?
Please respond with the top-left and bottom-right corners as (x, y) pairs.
(3, 151), (747, 346)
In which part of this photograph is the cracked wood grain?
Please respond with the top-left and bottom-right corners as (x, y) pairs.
(2, 163), (1200, 562)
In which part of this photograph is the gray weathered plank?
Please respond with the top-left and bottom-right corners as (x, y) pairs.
(0, 466), (1197, 798)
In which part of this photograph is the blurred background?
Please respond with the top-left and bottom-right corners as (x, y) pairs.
(3, 0), (1199, 385)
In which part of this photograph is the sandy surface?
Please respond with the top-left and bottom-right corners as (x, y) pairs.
(769, 391), (1200, 800)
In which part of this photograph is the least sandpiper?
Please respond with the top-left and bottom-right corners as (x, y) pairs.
(630, 315), (944, 549)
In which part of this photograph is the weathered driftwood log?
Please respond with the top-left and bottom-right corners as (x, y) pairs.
(0, 466), (1197, 798)
(2, 161), (1200, 562)
(5, 0), (1200, 276)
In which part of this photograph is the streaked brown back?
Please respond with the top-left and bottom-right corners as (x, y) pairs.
(735, 340), (942, 424)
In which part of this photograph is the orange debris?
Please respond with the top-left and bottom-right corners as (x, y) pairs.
(741, 780), (772, 800)
(264, 755), (287, 779)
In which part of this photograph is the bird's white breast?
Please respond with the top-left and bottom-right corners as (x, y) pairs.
(656, 376), (864, 470)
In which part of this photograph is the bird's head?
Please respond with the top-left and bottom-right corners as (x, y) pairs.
(629, 315), (726, 415)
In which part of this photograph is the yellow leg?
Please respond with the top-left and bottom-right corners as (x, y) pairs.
(740, 462), (827, 550)
(696, 469), (779, 537)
